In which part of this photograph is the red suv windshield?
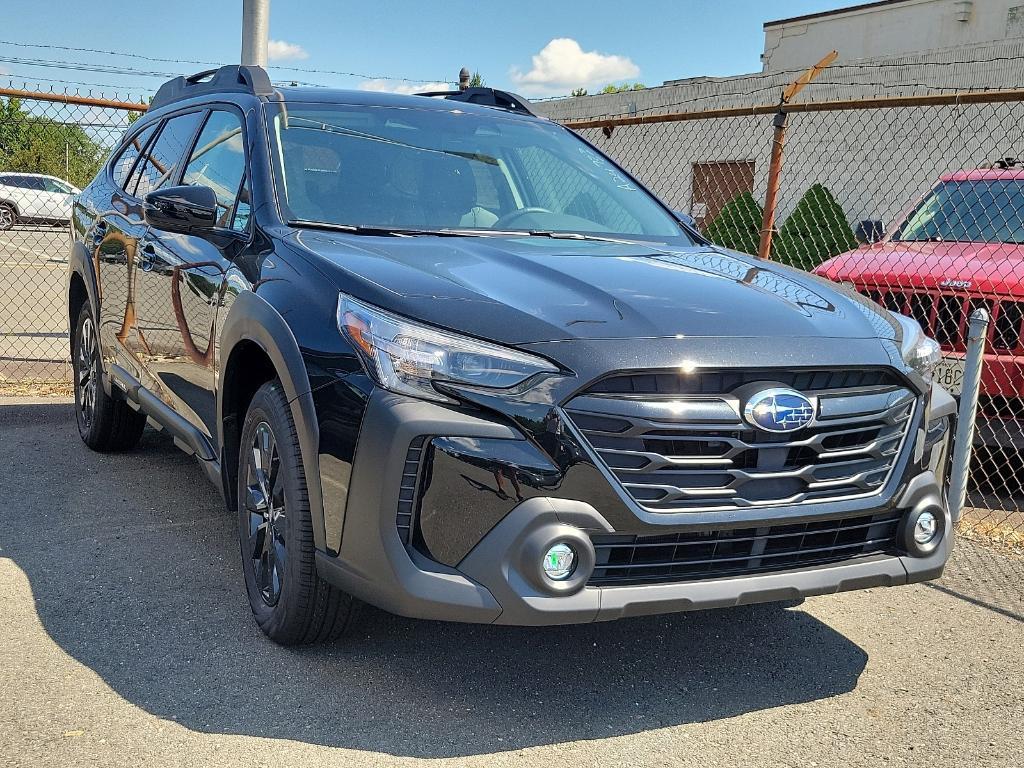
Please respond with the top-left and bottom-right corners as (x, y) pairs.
(893, 179), (1024, 245)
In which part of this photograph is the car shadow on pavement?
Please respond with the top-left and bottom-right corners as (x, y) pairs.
(2, 401), (868, 758)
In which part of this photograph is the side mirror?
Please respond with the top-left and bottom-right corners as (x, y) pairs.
(855, 219), (885, 244)
(143, 185), (218, 236)
(674, 210), (699, 232)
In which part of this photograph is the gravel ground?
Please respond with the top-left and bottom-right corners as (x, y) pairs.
(1, 399), (1021, 767)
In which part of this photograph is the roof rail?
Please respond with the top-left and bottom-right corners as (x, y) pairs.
(415, 87), (539, 117)
(150, 65), (274, 110)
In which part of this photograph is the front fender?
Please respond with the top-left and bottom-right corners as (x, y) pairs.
(218, 290), (327, 551)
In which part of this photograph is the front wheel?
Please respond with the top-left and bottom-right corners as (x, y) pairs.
(238, 380), (358, 644)
(0, 203), (15, 231)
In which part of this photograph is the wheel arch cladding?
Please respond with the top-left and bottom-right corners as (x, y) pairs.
(67, 240), (100, 358)
(219, 290), (327, 550)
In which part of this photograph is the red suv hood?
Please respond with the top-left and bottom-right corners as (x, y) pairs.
(816, 241), (1024, 295)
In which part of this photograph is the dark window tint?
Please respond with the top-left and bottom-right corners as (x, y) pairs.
(134, 111), (204, 198)
(111, 123), (157, 190)
(0, 175), (10, 185)
(894, 180), (1024, 244)
(182, 111), (246, 229)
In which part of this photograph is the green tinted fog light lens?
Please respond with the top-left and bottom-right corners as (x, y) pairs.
(914, 511), (939, 544)
(542, 543), (576, 580)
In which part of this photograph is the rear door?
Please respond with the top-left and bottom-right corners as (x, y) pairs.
(95, 121), (159, 375)
(139, 108), (249, 438)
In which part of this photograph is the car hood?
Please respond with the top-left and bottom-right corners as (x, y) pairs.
(816, 240), (1024, 294)
(291, 230), (898, 345)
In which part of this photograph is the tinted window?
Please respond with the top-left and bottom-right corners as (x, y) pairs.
(111, 123), (157, 190)
(134, 111), (204, 198)
(894, 180), (1024, 245)
(182, 110), (246, 230)
(267, 104), (687, 239)
(42, 178), (71, 193)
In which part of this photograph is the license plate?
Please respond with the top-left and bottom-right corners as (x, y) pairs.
(934, 355), (965, 395)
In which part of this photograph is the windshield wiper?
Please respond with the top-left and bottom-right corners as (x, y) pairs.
(289, 220), (498, 237)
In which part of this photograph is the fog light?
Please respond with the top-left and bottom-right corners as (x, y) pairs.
(914, 510), (939, 545)
(542, 543), (576, 580)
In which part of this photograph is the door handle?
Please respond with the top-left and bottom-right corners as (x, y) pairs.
(139, 240), (156, 272)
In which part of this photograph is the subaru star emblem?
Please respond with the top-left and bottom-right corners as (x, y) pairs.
(743, 388), (816, 433)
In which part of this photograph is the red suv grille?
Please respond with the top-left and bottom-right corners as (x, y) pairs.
(860, 287), (1024, 353)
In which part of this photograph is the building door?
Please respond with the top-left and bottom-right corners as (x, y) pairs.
(691, 161), (755, 231)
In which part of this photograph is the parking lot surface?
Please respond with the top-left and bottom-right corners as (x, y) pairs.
(1, 398), (1022, 768)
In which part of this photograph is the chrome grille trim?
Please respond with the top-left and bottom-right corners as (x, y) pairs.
(563, 374), (918, 513)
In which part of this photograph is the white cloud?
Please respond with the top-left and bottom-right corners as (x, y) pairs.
(357, 79), (451, 95)
(268, 39), (309, 62)
(510, 38), (640, 96)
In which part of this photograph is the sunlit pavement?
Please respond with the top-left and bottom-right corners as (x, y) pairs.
(1, 398), (1021, 767)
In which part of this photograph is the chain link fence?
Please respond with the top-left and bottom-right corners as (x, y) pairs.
(558, 90), (1024, 553)
(1, 82), (1022, 552)
(0, 87), (143, 384)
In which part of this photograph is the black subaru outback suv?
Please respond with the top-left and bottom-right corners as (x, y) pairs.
(68, 66), (955, 644)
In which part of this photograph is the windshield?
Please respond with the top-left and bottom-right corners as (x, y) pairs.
(266, 102), (689, 240)
(893, 179), (1024, 244)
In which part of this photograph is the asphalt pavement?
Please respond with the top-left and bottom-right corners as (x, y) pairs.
(1, 398), (1022, 767)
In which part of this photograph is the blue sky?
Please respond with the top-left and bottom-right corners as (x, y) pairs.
(2, 0), (855, 99)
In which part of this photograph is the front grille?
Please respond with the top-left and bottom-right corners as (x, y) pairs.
(588, 512), (902, 586)
(396, 436), (427, 546)
(564, 369), (916, 512)
(860, 286), (1024, 352)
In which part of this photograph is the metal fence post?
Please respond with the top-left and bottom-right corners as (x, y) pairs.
(947, 308), (989, 523)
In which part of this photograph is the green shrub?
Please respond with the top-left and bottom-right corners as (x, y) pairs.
(773, 184), (857, 271)
(703, 192), (763, 256)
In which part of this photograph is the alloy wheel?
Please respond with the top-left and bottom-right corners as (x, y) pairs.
(75, 315), (98, 431)
(244, 421), (287, 606)
(0, 206), (14, 230)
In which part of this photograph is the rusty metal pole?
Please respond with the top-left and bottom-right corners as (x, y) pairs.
(758, 105), (787, 260)
(754, 50), (838, 261)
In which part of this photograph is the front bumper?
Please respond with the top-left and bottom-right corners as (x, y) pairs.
(316, 389), (952, 626)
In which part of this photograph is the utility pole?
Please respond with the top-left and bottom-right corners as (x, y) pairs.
(241, 0), (270, 67)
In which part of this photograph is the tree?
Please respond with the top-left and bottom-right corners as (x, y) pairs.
(773, 184), (857, 271)
(599, 82), (646, 94)
(703, 192), (763, 256)
(570, 87), (589, 97)
(469, 71), (485, 88)
(0, 97), (108, 187)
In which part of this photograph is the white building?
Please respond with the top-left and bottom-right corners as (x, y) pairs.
(762, 0), (1024, 72)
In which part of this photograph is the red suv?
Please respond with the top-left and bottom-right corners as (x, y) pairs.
(815, 163), (1024, 448)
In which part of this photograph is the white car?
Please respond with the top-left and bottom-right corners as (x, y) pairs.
(0, 172), (80, 230)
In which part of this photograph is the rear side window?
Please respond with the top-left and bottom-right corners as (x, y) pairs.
(111, 123), (157, 190)
(181, 110), (247, 230)
(133, 111), (204, 198)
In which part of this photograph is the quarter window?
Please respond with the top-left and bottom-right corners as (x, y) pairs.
(182, 110), (247, 230)
(133, 111), (204, 198)
(111, 123), (157, 191)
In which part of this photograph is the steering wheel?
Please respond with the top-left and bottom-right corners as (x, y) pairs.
(493, 207), (554, 229)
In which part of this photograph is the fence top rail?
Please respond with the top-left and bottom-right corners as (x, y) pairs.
(560, 88), (1024, 130)
(0, 86), (148, 112)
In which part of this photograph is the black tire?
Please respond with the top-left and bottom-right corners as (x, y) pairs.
(0, 203), (15, 231)
(238, 380), (358, 645)
(72, 304), (146, 451)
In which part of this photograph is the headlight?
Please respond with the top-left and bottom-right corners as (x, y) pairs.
(893, 313), (942, 381)
(338, 294), (560, 403)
